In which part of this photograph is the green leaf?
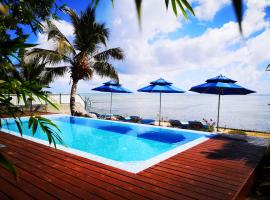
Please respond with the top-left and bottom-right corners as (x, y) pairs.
(28, 116), (34, 129)
(0, 153), (17, 179)
(165, 0), (169, 9)
(135, 0), (142, 25)
(232, 0), (243, 34)
(111, 0), (114, 7)
(93, 0), (100, 9)
(171, 0), (177, 16)
(14, 119), (22, 136)
(176, 0), (188, 19)
(180, 0), (195, 16)
(32, 120), (38, 135)
(0, 3), (9, 16)
(31, 116), (64, 148)
(266, 64), (270, 71)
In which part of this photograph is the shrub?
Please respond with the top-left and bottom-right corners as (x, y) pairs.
(203, 118), (215, 132)
(228, 129), (246, 135)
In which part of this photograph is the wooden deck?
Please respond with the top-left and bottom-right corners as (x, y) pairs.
(0, 132), (267, 200)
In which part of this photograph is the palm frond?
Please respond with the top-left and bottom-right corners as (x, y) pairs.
(0, 152), (17, 179)
(92, 61), (119, 82)
(27, 48), (71, 65)
(42, 66), (69, 84)
(70, 60), (92, 81)
(267, 64), (270, 71)
(135, 0), (142, 23)
(81, 67), (94, 80)
(14, 52), (69, 85)
(92, 23), (109, 47)
(23, 59), (47, 81)
(70, 6), (109, 53)
(93, 48), (124, 61)
(46, 21), (76, 55)
(232, 0), (243, 34)
(62, 7), (80, 33)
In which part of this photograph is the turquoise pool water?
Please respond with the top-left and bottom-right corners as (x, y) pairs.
(1, 115), (209, 163)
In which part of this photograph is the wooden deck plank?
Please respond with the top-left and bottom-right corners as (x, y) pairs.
(0, 131), (266, 200)
(5, 155), (115, 200)
(0, 136), (191, 200)
(165, 155), (252, 173)
(0, 138), (142, 200)
(170, 153), (255, 173)
(141, 170), (235, 196)
(0, 176), (34, 200)
(157, 162), (246, 183)
(0, 135), (230, 200)
(0, 143), (192, 199)
(0, 167), (55, 200)
(0, 191), (11, 200)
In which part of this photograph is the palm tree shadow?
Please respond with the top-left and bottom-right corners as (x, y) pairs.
(97, 125), (133, 134)
(201, 136), (268, 167)
(138, 130), (186, 144)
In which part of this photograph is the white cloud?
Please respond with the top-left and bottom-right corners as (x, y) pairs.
(110, 0), (182, 40)
(105, 0), (270, 93)
(193, 0), (230, 21)
(36, 19), (74, 50)
(35, 0), (270, 94)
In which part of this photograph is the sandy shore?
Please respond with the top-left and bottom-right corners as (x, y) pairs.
(219, 127), (270, 139)
(7, 107), (269, 140)
(153, 121), (270, 139)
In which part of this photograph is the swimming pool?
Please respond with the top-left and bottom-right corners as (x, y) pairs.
(0, 114), (213, 173)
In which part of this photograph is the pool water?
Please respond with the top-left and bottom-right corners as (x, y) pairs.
(1, 115), (212, 172)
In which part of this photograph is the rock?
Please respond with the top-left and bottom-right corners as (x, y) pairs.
(86, 113), (98, 118)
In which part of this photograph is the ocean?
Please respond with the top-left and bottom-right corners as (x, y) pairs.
(82, 93), (270, 132)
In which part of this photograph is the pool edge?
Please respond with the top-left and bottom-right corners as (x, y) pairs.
(0, 114), (214, 173)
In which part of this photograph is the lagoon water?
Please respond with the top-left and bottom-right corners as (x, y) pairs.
(82, 93), (270, 132)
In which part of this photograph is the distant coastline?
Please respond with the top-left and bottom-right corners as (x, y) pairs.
(82, 93), (270, 132)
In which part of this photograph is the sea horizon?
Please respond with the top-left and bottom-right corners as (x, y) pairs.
(82, 93), (270, 132)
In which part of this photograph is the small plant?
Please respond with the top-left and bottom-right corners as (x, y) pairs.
(228, 129), (246, 135)
(203, 118), (216, 132)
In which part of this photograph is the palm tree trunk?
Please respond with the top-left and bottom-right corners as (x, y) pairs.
(70, 79), (78, 116)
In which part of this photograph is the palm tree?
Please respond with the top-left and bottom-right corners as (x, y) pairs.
(28, 5), (124, 115)
(13, 50), (67, 86)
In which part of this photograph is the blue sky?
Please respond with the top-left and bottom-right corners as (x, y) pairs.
(33, 0), (270, 94)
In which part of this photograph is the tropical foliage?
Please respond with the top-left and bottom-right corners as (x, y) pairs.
(92, 0), (243, 33)
(29, 5), (124, 115)
(0, 0), (258, 180)
(0, 0), (65, 178)
(10, 50), (68, 85)
(91, 0), (195, 21)
(202, 118), (216, 132)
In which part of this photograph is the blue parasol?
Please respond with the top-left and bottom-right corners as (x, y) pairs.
(190, 75), (255, 131)
(92, 81), (132, 118)
(138, 78), (185, 125)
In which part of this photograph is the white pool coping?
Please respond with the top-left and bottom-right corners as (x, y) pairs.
(0, 114), (215, 173)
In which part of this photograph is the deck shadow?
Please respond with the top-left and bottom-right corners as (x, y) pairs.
(200, 136), (268, 167)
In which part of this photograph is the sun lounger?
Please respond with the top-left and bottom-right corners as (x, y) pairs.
(101, 114), (125, 121)
(169, 120), (188, 129)
(114, 115), (126, 121)
(140, 119), (155, 125)
(188, 121), (208, 130)
(89, 112), (100, 118)
(124, 116), (141, 123)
